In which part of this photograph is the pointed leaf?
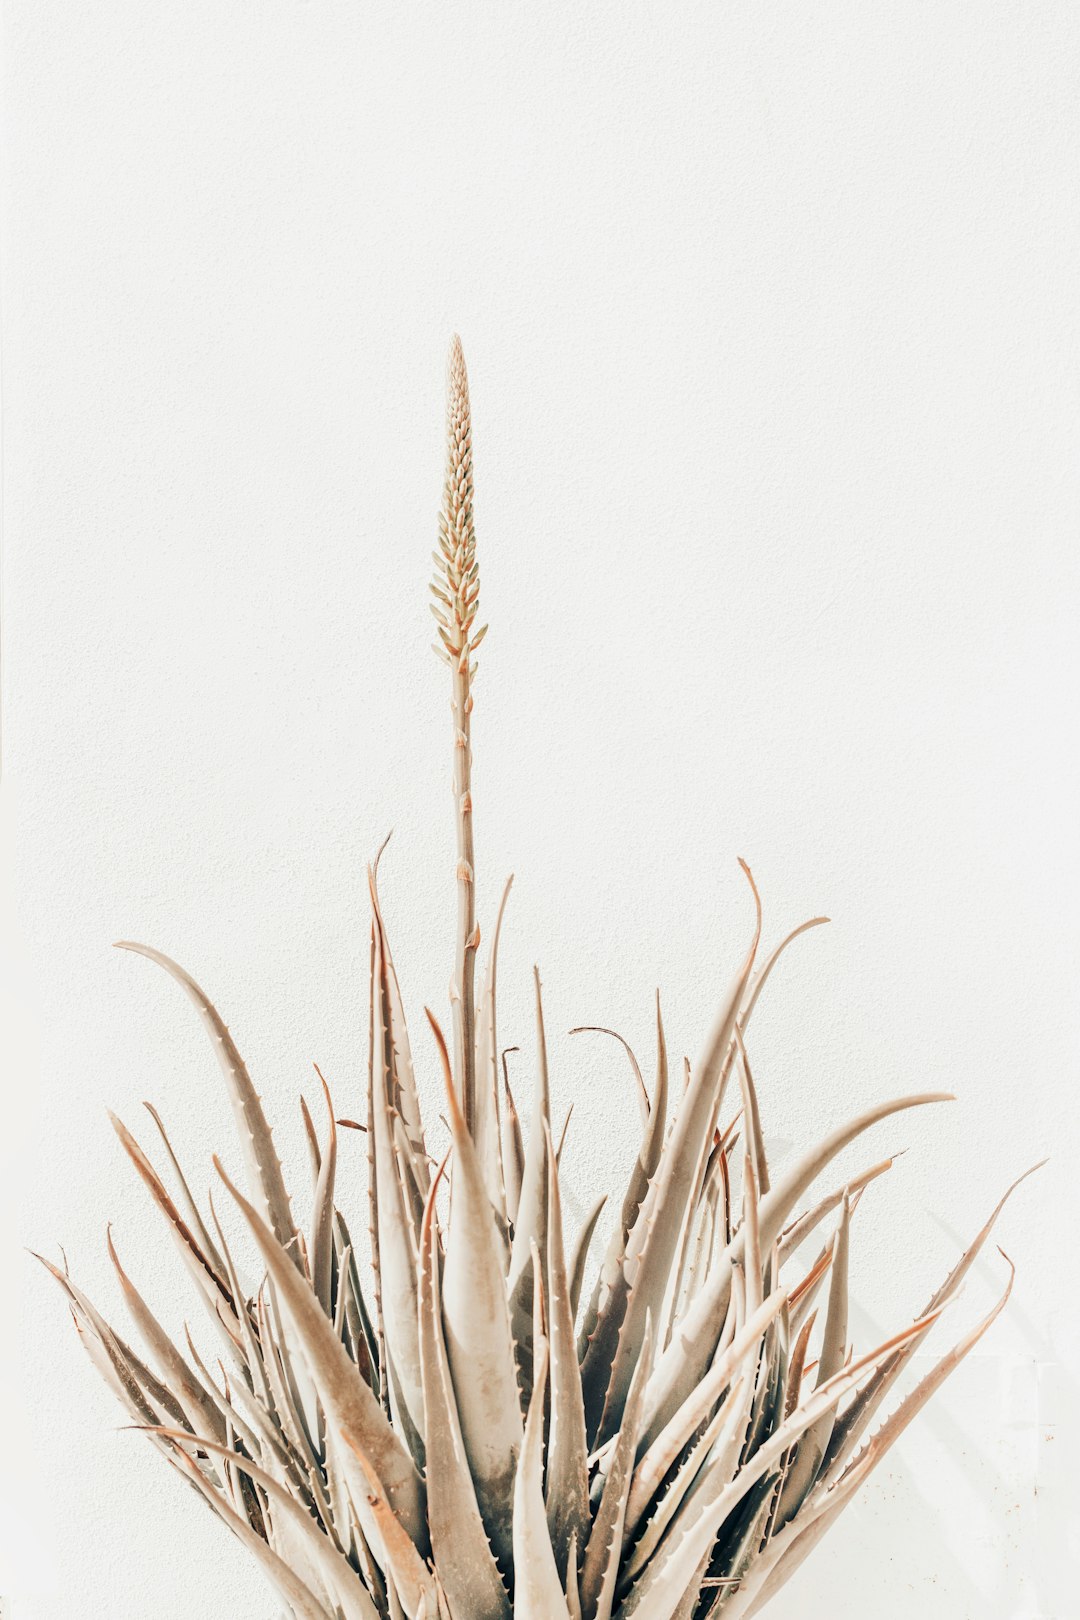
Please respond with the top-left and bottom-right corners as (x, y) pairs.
(473, 875), (514, 1220)
(568, 1195), (607, 1322)
(216, 1157), (426, 1551)
(512, 1338), (572, 1620)
(640, 1092), (951, 1445)
(417, 1154), (511, 1620)
(151, 1429), (379, 1620)
(115, 943), (299, 1263)
(368, 898), (426, 1455)
(543, 1123), (590, 1578)
(580, 1317), (654, 1620)
(775, 1194), (850, 1522)
(427, 1010), (521, 1568)
(593, 877), (760, 1444)
(311, 1066), (338, 1316)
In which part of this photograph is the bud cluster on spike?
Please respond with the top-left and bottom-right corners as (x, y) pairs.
(42, 341), (1037, 1620)
(431, 334), (488, 677)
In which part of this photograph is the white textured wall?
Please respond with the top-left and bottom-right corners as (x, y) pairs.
(2, 4), (1078, 1617)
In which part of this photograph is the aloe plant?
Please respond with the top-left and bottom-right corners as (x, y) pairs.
(42, 338), (1035, 1620)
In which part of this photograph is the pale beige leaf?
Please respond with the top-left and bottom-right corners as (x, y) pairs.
(115, 943), (299, 1263)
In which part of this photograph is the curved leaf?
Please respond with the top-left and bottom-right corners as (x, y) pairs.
(115, 943), (299, 1263)
(216, 1157), (426, 1552)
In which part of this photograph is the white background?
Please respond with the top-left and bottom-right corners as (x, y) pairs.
(2, 4), (1078, 1616)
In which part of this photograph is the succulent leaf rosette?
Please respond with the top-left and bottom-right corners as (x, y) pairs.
(43, 340), (1035, 1620)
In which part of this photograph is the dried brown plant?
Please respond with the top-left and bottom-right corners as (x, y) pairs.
(41, 339), (1037, 1619)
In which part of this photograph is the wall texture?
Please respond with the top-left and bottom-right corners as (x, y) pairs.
(2, 4), (1078, 1616)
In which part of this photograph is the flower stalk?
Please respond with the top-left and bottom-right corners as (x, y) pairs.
(431, 334), (488, 1134)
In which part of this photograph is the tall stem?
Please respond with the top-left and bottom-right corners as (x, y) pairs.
(431, 336), (488, 1134)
